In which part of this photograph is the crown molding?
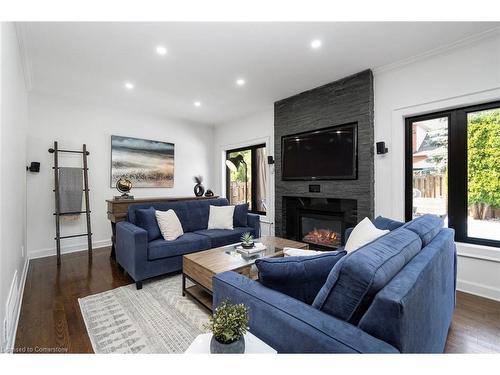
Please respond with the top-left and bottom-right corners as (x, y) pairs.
(373, 26), (500, 75)
(14, 23), (33, 92)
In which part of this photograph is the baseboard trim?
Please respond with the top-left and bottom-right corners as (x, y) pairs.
(29, 239), (111, 260)
(457, 279), (500, 302)
(4, 257), (29, 353)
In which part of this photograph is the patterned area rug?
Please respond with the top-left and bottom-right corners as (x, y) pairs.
(78, 275), (209, 353)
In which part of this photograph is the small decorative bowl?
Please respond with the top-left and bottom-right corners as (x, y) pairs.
(241, 242), (255, 249)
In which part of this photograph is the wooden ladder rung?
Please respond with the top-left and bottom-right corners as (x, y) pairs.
(52, 167), (88, 170)
(53, 189), (89, 192)
(54, 211), (91, 216)
(56, 233), (92, 240)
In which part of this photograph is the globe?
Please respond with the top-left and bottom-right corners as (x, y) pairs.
(116, 178), (132, 197)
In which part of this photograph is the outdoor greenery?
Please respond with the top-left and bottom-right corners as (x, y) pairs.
(204, 300), (249, 344)
(467, 109), (500, 219)
(228, 150), (251, 183)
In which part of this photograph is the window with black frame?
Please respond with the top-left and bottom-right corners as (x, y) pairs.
(226, 144), (267, 215)
(405, 101), (500, 248)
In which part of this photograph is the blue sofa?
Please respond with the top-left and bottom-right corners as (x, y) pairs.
(213, 215), (457, 353)
(116, 198), (260, 289)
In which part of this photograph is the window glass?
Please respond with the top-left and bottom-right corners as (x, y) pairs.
(411, 117), (449, 226)
(226, 145), (267, 214)
(467, 108), (500, 241)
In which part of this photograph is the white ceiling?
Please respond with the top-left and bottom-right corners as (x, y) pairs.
(22, 22), (499, 125)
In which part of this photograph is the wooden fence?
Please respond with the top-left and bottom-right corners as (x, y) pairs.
(413, 174), (446, 198)
(229, 181), (250, 205)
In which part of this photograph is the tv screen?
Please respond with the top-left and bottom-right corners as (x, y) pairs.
(281, 123), (357, 180)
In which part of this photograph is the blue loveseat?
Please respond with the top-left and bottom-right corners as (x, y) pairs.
(213, 215), (457, 353)
(116, 198), (260, 289)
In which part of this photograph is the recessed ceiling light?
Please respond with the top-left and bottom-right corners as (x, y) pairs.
(310, 39), (322, 49)
(194, 101), (201, 107)
(124, 82), (134, 90)
(156, 46), (167, 56)
(236, 78), (246, 86)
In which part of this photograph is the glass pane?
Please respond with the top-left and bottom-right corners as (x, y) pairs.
(467, 108), (500, 241)
(254, 147), (267, 213)
(227, 149), (252, 207)
(411, 117), (448, 225)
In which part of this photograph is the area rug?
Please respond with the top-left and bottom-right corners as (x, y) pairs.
(78, 274), (209, 353)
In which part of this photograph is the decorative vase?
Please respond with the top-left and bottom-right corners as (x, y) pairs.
(210, 336), (245, 354)
(194, 184), (205, 197)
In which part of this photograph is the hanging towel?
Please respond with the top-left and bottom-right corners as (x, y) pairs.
(58, 167), (83, 215)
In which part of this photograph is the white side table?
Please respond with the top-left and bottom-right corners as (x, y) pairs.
(185, 332), (277, 354)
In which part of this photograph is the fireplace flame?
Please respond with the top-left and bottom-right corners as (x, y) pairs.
(303, 228), (340, 248)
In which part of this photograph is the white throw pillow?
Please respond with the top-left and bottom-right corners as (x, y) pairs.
(155, 209), (184, 241)
(283, 247), (324, 257)
(344, 217), (389, 253)
(207, 205), (235, 230)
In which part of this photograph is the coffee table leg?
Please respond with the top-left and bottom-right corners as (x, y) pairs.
(182, 273), (186, 296)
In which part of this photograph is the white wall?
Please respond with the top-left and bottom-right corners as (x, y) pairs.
(26, 92), (214, 258)
(0, 23), (29, 352)
(213, 109), (275, 234)
(374, 32), (500, 300)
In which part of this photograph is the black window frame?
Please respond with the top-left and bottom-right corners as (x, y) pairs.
(405, 100), (500, 248)
(225, 143), (267, 215)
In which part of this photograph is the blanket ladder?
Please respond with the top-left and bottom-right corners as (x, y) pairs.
(49, 141), (92, 265)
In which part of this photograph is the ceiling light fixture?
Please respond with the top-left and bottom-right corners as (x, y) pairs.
(236, 78), (246, 86)
(156, 46), (167, 56)
(194, 101), (201, 107)
(124, 82), (134, 90)
(310, 39), (322, 49)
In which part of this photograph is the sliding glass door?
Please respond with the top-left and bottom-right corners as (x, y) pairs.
(226, 144), (267, 215)
(406, 101), (500, 248)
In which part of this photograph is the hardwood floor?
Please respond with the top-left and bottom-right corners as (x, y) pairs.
(14, 247), (500, 353)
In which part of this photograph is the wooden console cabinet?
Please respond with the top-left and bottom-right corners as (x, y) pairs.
(106, 196), (219, 258)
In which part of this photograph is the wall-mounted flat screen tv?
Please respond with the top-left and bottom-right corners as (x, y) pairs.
(281, 122), (358, 180)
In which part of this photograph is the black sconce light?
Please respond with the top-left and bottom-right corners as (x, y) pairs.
(26, 162), (40, 172)
(376, 142), (388, 155)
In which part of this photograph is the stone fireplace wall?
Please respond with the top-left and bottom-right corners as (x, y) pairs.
(274, 70), (374, 237)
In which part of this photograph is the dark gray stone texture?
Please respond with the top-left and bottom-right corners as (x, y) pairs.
(274, 70), (374, 236)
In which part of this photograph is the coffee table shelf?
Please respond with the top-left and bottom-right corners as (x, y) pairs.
(182, 236), (308, 311)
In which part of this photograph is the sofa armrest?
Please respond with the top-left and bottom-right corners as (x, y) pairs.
(213, 271), (399, 353)
(116, 221), (148, 281)
(247, 213), (261, 237)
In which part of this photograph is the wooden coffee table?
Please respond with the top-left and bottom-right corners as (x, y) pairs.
(182, 236), (308, 311)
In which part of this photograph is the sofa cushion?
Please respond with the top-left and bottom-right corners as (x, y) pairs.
(403, 214), (443, 247)
(147, 233), (211, 260)
(256, 251), (346, 305)
(233, 203), (249, 227)
(155, 209), (184, 241)
(135, 207), (161, 241)
(373, 216), (404, 231)
(194, 226), (256, 248)
(184, 198), (229, 232)
(312, 227), (422, 324)
(345, 217), (389, 253)
(208, 205), (235, 230)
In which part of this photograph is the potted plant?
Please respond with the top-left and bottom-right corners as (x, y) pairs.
(204, 300), (249, 354)
(240, 232), (255, 249)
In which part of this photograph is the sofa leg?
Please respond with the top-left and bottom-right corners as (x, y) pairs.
(136, 281), (143, 290)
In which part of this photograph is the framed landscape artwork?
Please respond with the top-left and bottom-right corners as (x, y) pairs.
(111, 135), (175, 188)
